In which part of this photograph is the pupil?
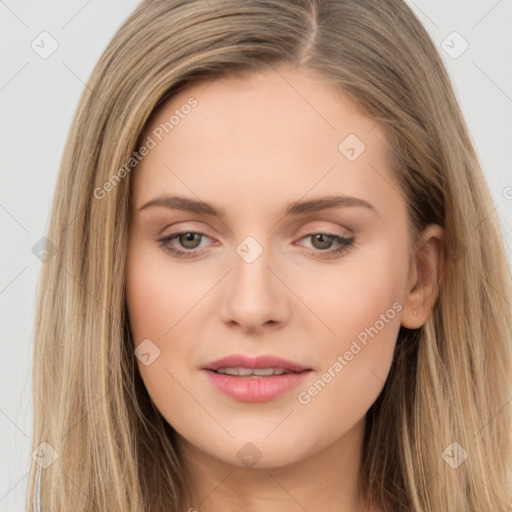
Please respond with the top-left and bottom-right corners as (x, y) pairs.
(180, 233), (200, 249)
(313, 234), (333, 250)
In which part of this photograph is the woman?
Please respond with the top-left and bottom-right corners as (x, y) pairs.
(30, 0), (512, 510)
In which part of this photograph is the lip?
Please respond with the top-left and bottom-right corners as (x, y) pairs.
(203, 354), (311, 373)
(202, 354), (312, 402)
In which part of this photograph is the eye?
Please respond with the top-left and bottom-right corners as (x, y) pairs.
(296, 233), (355, 259)
(158, 231), (355, 260)
(159, 231), (213, 259)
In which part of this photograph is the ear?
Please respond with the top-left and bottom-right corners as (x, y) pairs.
(401, 224), (445, 329)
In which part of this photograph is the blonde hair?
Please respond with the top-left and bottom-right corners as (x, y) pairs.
(29, 0), (512, 510)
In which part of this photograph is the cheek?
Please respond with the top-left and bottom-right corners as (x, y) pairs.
(126, 242), (210, 342)
(292, 237), (409, 404)
(125, 241), (214, 411)
(307, 233), (407, 336)
(293, 235), (408, 427)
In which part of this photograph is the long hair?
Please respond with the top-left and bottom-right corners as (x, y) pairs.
(29, 0), (512, 510)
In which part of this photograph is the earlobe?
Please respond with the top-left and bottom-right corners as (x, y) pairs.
(401, 303), (424, 329)
(401, 224), (445, 329)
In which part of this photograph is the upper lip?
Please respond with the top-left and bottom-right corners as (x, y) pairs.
(203, 354), (311, 372)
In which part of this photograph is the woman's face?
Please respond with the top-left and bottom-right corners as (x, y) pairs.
(126, 65), (417, 469)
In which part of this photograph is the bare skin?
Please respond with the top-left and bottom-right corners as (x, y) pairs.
(125, 64), (444, 512)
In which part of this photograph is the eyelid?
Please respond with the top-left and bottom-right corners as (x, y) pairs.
(158, 221), (213, 237)
(160, 221), (352, 245)
(297, 219), (353, 234)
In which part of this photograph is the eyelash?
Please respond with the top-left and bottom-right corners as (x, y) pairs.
(158, 231), (356, 260)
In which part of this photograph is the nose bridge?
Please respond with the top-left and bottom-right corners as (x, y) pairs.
(220, 233), (286, 328)
(232, 234), (276, 300)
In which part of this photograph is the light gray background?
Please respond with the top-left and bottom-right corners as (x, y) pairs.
(1, 0), (511, 510)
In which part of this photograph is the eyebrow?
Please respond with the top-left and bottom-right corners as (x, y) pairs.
(138, 194), (378, 218)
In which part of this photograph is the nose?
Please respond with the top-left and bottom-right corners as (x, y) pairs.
(218, 239), (289, 333)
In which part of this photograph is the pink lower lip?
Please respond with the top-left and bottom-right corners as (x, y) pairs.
(204, 370), (311, 402)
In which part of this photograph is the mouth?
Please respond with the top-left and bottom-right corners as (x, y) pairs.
(202, 354), (312, 402)
(211, 367), (296, 377)
(203, 353), (311, 373)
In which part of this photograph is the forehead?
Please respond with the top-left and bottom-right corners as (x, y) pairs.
(143, 66), (384, 154)
(131, 66), (399, 221)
